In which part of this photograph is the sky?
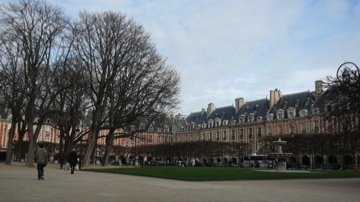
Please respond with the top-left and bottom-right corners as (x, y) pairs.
(3, 0), (360, 115)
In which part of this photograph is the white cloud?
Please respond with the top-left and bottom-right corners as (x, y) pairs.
(8, 0), (359, 115)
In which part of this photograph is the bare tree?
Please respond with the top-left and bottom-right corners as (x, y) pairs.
(74, 11), (180, 168)
(0, 39), (26, 164)
(0, 0), (67, 166)
(49, 55), (89, 165)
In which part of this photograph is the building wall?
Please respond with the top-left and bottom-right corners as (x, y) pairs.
(174, 111), (327, 155)
(0, 119), (8, 150)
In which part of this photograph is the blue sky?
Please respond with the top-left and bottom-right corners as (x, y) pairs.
(3, 0), (360, 115)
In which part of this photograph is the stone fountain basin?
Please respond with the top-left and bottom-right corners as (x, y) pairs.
(256, 169), (312, 173)
(268, 153), (293, 159)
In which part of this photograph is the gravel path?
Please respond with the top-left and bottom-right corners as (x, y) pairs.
(1, 162), (359, 202)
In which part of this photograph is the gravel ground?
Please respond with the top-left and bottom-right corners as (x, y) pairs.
(1, 162), (360, 202)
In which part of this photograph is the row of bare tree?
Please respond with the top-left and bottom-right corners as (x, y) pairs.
(0, 0), (180, 168)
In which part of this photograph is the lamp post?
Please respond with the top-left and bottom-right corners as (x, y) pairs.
(336, 62), (359, 80)
(335, 62), (360, 169)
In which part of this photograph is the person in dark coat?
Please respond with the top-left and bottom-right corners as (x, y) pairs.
(68, 149), (78, 174)
(36, 144), (48, 180)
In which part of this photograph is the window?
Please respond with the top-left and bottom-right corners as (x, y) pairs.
(148, 135), (153, 143)
(267, 127), (272, 135)
(257, 127), (261, 135)
(299, 109), (308, 117)
(312, 108), (320, 114)
(215, 118), (221, 127)
(289, 124), (295, 134)
(248, 115), (254, 123)
(239, 129), (244, 140)
(313, 120), (319, 132)
(300, 123), (306, 133)
(202, 123), (207, 128)
(231, 130), (235, 141)
(266, 113), (274, 121)
(208, 119), (214, 128)
(223, 131), (227, 140)
(248, 128), (253, 137)
(216, 132), (220, 141)
(240, 115), (246, 124)
(288, 110), (295, 119)
(276, 109), (284, 120)
(326, 105), (332, 112)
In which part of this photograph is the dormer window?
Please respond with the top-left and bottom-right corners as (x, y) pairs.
(191, 122), (196, 129)
(276, 109), (284, 120)
(312, 108), (320, 114)
(208, 119), (214, 128)
(287, 107), (296, 119)
(223, 120), (228, 126)
(325, 104), (332, 112)
(239, 115), (246, 124)
(299, 109), (308, 117)
(202, 122), (207, 129)
(257, 116), (263, 122)
(215, 118), (221, 127)
(248, 114), (254, 123)
(266, 113), (274, 121)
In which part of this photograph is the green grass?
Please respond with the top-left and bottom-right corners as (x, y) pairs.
(84, 166), (360, 181)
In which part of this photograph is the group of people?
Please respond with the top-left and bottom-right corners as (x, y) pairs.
(35, 144), (78, 180)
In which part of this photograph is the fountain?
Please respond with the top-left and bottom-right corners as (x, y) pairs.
(268, 138), (292, 171)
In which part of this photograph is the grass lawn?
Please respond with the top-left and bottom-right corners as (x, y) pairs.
(84, 166), (360, 181)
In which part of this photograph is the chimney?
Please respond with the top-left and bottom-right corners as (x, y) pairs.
(235, 97), (245, 113)
(269, 88), (282, 109)
(207, 103), (215, 117)
(315, 80), (324, 98)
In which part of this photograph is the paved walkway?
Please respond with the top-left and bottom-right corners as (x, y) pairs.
(1, 163), (360, 202)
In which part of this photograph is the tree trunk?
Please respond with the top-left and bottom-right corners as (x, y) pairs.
(14, 122), (26, 161)
(59, 132), (64, 169)
(81, 128), (97, 168)
(102, 128), (115, 166)
(25, 121), (35, 167)
(5, 119), (17, 165)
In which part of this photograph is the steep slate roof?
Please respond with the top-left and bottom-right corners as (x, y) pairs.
(185, 106), (236, 125)
(186, 111), (208, 124)
(270, 91), (316, 118)
(207, 106), (235, 121)
(184, 90), (323, 125)
(313, 88), (337, 113)
(237, 99), (269, 119)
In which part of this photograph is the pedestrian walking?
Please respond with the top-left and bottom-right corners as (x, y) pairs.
(35, 143), (48, 180)
(68, 149), (78, 174)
